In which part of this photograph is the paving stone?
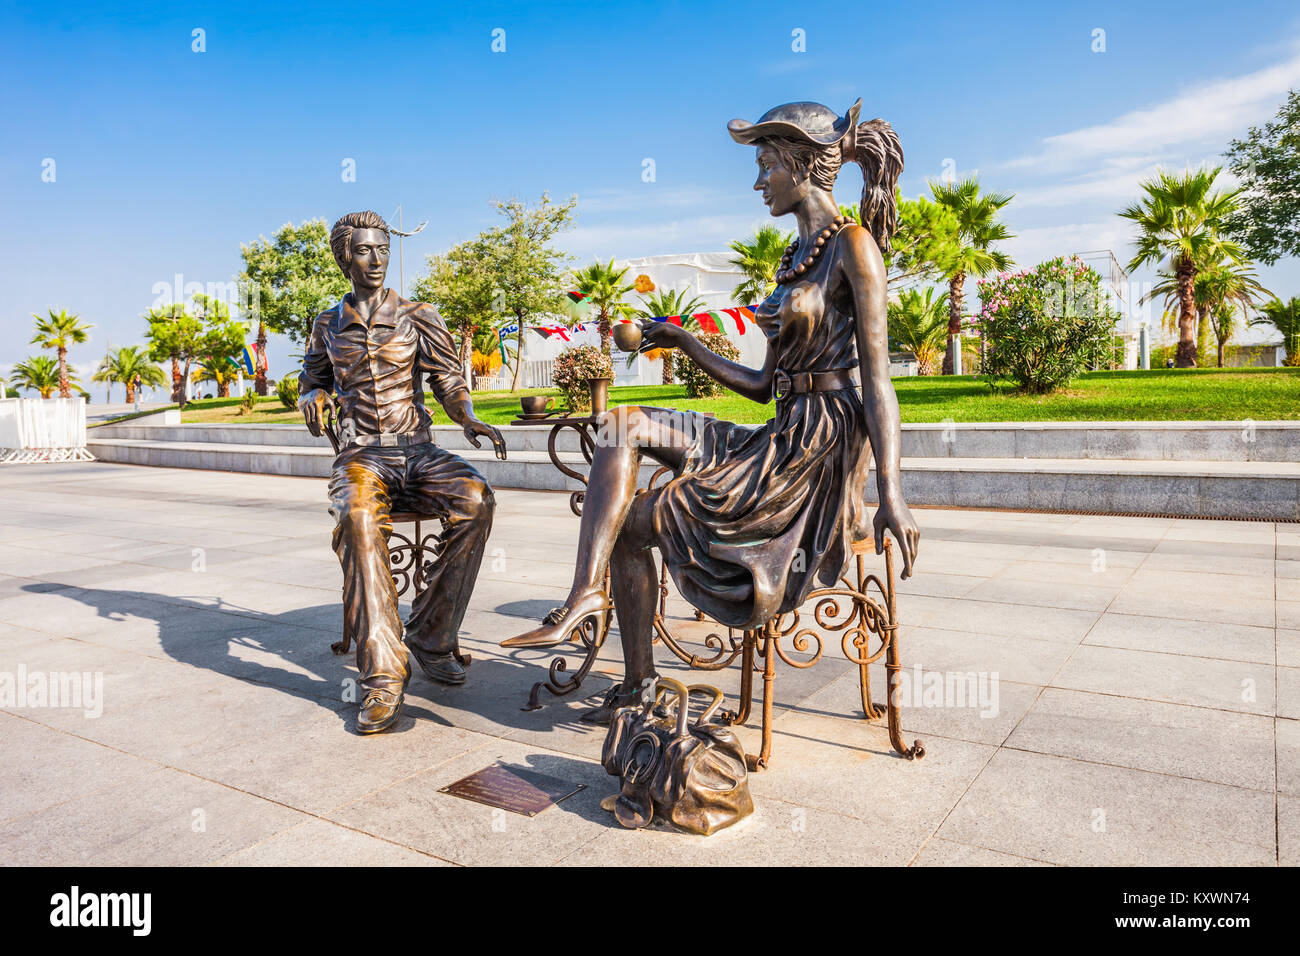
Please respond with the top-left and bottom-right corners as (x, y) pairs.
(911, 837), (1054, 867)
(937, 749), (1275, 866)
(1279, 666), (1300, 720)
(1084, 613), (1275, 665)
(1052, 645), (1274, 716)
(214, 818), (451, 866)
(1281, 795), (1300, 867)
(0, 765), (307, 866)
(1006, 687), (1275, 790)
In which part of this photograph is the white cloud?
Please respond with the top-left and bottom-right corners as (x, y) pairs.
(567, 213), (769, 260)
(999, 221), (1130, 270)
(1005, 50), (1300, 173)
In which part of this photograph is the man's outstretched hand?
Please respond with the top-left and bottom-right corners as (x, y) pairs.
(464, 419), (507, 460)
(298, 388), (330, 437)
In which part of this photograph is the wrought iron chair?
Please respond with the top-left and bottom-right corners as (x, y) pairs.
(320, 398), (447, 657)
(526, 463), (924, 770)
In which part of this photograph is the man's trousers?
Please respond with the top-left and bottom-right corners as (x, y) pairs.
(327, 442), (495, 696)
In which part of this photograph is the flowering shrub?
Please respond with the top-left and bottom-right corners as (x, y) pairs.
(552, 344), (613, 412)
(674, 332), (741, 398)
(974, 256), (1120, 393)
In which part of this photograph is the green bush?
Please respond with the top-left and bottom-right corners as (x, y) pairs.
(674, 332), (741, 398)
(975, 256), (1120, 393)
(552, 345), (613, 413)
(276, 374), (300, 410)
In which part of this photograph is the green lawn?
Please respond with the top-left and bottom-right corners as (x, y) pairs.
(162, 367), (1299, 427)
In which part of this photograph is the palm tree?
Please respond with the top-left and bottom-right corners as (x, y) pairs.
(571, 258), (635, 355)
(635, 288), (706, 383)
(1147, 257), (1271, 367)
(930, 177), (1014, 374)
(30, 309), (92, 398)
(728, 226), (794, 305)
(1120, 166), (1245, 367)
(11, 356), (67, 398)
(93, 346), (166, 403)
(191, 361), (242, 398)
(887, 288), (949, 375)
(1252, 297), (1300, 367)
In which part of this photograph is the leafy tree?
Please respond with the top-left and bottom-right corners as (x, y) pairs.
(93, 346), (166, 403)
(1252, 296), (1300, 366)
(1224, 91), (1300, 264)
(887, 287), (949, 375)
(886, 194), (963, 289)
(143, 296), (245, 407)
(411, 235), (497, 376)
(190, 294), (250, 398)
(728, 226), (794, 305)
(571, 257), (635, 356)
(930, 177), (1014, 374)
(477, 194), (576, 390)
(11, 355), (67, 398)
(30, 309), (92, 399)
(238, 219), (351, 390)
(635, 287), (705, 383)
(1121, 166), (1244, 367)
(143, 303), (199, 402)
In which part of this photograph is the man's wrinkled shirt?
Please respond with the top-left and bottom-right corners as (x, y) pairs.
(299, 289), (470, 436)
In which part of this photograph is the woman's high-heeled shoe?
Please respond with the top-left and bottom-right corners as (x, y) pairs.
(500, 589), (612, 649)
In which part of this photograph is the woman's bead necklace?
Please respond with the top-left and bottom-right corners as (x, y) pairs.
(776, 215), (847, 284)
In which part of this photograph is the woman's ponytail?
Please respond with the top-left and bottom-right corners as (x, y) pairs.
(852, 118), (903, 254)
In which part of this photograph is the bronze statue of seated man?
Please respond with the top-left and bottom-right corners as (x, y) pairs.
(299, 210), (506, 734)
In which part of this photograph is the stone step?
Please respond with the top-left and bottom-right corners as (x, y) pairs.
(85, 436), (659, 490)
(86, 436), (1300, 519)
(90, 419), (1300, 462)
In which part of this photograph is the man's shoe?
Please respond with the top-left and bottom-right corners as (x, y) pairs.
(357, 688), (403, 734)
(411, 649), (468, 686)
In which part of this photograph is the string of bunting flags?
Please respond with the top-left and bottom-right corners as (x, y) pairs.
(497, 304), (758, 347)
(638, 306), (756, 336)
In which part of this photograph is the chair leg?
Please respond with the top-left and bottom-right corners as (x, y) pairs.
(748, 621), (777, 772)
(881, 541), (924, 760)
(332, 607), (351, 656)
(856, 550), (884, 721)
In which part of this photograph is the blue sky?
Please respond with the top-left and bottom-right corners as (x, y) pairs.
(4, 0), (1300, 394)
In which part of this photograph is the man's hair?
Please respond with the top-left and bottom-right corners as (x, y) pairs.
(329, 211), (391, 273)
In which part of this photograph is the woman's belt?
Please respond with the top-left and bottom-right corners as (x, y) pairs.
(773, 367), (859, 401)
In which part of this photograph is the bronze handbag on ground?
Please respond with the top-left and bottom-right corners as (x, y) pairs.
(600, 678), (754, 835)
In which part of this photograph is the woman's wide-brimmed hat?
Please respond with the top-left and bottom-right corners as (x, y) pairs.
(727, 99), (862, 147)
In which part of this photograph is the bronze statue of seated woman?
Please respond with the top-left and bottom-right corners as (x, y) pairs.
(503, 99), (921, 721)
